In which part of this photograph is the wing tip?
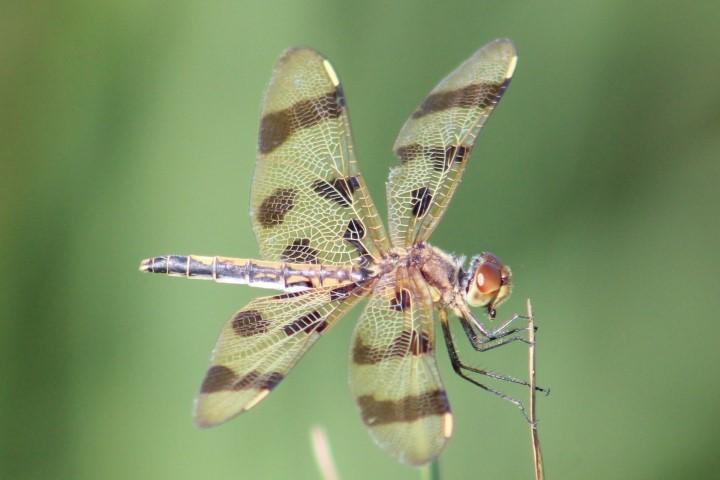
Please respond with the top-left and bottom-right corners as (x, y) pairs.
(193, 415), (218, 429)
(487, 37), (517, 55)
(192, 404), (236, 430)
(276, 46), (327, 64)
(193, 388), (272, 429)
(192, 395), (224, 429)
(483, 38), (518, 74)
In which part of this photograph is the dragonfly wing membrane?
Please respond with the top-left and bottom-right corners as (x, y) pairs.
(387, 39), (517, 247)
(349, 267), (451, 465)
(252, 48), (389, 267)
(195, 283), (364, 427)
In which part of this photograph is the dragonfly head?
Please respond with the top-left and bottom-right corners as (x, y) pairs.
(464, 252), (512, 319)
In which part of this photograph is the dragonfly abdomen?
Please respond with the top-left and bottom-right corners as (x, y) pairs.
(139, 255), (366, 291)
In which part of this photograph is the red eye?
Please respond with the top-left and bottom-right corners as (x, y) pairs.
(476, 262), (502, 294)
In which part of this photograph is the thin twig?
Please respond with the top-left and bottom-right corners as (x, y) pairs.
(527, 299), (545, 480)
(310, 426), (339, 480)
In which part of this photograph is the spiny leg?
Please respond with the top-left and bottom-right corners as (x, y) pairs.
(459, 303), (531, 341)
(492, 312), (530, 337)
(456, 313), (550, 395)
(458, 311), (531, 352)
(438, 309), (533, 423)
(455, 307), (527, 352)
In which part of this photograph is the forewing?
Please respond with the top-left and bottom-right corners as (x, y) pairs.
(252, 48), (389, 267)
(348, 267), (451, 465)
(194, 282), (366, 427)
(387, 39), (517, 247)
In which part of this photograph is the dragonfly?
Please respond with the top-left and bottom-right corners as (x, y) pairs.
(140, 38), (541, 466)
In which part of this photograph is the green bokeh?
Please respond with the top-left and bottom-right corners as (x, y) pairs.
(3, 1), (719, 478)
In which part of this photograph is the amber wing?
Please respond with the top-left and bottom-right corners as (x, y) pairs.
(348, 266), (452, 465)
(387, 39), (517, 248)
(194, 283), (366, 427)
(252, 48), (389, 267)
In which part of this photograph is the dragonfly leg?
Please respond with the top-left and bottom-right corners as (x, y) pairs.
(458, 304), (533, 341)
(446, 309), (550, 395)
(491, 312), (530, 337)
(438, 309), (534, 421)
(458, 312), (531, 351)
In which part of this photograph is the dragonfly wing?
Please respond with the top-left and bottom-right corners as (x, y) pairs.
(195, 282), (365, 427)
(252, 48), (389, 266)
(387, 39), (517, 247)
(348, 266), (451, 465)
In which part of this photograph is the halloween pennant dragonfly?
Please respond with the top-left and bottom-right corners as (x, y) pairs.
(140, 39), (538, 466)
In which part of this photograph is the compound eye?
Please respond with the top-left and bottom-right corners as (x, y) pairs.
(475, 262), (502, 294)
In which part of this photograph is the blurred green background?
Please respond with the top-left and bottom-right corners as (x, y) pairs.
(2, 1), (719, 478)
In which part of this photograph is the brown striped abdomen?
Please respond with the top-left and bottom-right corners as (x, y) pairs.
(138, 255), (367, 291)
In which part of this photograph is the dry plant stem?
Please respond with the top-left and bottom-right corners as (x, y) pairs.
(310, 426), (339, 480)
(527, 299), (545, 480)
